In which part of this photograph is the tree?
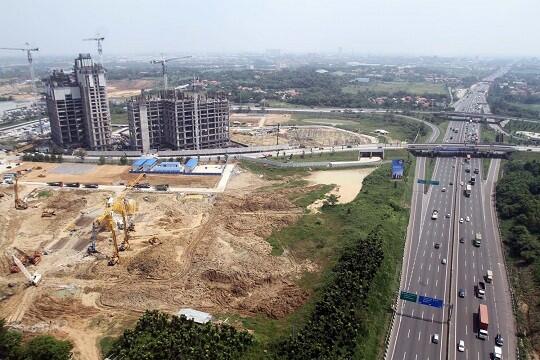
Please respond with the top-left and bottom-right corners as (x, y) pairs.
(119, 154), (128, 165)
(323, 194), (340, 207)
(23, 335), (72, 360)
(98, 156), (106, 165)
(73, 149), (87, 161)
(0, 319), (22, 360)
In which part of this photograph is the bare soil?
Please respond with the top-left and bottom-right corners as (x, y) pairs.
(107, 79), (156, 99)
(0, 169), (315, 359)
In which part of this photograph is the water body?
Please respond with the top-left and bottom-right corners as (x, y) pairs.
(0, 100), (33, 117)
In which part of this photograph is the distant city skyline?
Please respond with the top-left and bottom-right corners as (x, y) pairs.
(1, 0), (539, 58)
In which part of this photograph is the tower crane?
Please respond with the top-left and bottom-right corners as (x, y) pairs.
(150, 55), (191, 90)
(83, 34), (105, 65)
(0, 43), (42, 133)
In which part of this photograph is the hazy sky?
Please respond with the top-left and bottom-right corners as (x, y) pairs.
(1, 0), (539, 57)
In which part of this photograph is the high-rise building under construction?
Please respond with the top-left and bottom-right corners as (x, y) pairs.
(45, 54), (112, 150)
(127, 89), (229, 153)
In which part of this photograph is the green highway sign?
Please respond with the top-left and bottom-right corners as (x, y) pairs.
(417, 179), (440, 185)
(400, 291), (418, 303)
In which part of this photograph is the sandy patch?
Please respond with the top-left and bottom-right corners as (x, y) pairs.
(305, 167), (377, 209)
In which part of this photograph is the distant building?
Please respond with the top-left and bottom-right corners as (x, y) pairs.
(351, 77), (370, 83)
(45, 54), (112, 150)
(127, 90), (229, 152)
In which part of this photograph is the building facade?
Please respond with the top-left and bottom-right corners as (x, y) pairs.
(45, 54), (112, 150)
(127, 89), (229, 152)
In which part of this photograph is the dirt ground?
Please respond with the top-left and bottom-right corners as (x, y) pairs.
(107, 79), (157, 99)
(0, 168), (317, 359)
(230, 113), (291, 127)
(13, 162), (219, 188)
(232, 126), (374, 147)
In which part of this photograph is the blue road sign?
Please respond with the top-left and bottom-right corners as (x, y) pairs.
(418, 295), (444, 308)
(417, 179), (440, 185)
(417, 179), (426, 184)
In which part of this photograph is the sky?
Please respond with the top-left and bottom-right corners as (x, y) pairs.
(1, 0), (539, 58)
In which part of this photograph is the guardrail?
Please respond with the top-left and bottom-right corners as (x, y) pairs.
(239, 155), (383, 169)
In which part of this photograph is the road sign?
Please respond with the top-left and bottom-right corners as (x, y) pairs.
(400, 291), (418, 303)
(417, 179), (440, 185)
(418, 295), (444, 308)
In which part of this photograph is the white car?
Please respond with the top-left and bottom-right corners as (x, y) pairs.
(458, 340), (465, 352)
(459, 218), (464, 224)
(466, 216), (470, 222)
(441, 258), (447, 265)
(442, 187), (446, 192)
(460, 181), (464, 186)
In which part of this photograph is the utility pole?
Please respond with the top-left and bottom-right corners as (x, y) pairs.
(0, 43), (41, 133)
(276, 123), (280, 145)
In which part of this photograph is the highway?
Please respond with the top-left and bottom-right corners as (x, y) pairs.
(387, 70), (516, 360)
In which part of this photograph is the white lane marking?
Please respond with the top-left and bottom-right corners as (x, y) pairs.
(465, 324), (468, 335)
(420, 263), (423, 271)
(437, 265), (440, 273)
(428, 263), (431, 271)
(402, 352), (407, 360)
(408, 328), (411, 338)
(435, 279), (438, 287)
(418, 331), (421, 341)
(431, 313), (434, 323)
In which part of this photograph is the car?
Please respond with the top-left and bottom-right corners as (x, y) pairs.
(441, 258), (447, 265)
(431, 210), (439, 220)
(495, 333), (504, 346)
(460, 181), (464, 186)
(434, 243), (440, 249)
(432, 334), (439, 344)
(446, 213), (451, 218)
(449, 181), (454, 185)
(474, 168), (479, 174)
(458, 340), (465, 352)
(459, 218), (464, 224)
(441, 187), (446, 192)
(466, 216), (470, 222)
(459, 237), (465, 243)
(465, 168), (471, 173)
(459, 288), (465, 298)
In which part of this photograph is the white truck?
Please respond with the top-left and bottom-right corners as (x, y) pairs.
(486, 270), (493, 283)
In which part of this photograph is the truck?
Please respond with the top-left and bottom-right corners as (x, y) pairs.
(478, 304), (489, 339)
(465, 184), (472, 197)
(486, 270), (493, 283)
(474, 232), (482, 247)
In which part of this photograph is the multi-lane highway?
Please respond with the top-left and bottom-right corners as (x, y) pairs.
(387, 71), (516, 359)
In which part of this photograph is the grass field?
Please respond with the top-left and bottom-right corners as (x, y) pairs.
(343, 81), (448, 96)
(272, 150), (360, 163)
(505, 119), (540, 134)
(235, 158), (415, 358)
(289, 113), (427, 143)
(482, 159), (491, 180)
(436, 120), (450, 143)
(110, 112), (128, 125)
(481, 124), (499, 143)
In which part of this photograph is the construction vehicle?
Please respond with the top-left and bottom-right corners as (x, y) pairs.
(90, 208), (121, 265)
(12, 255), (41, 286)
(14, 173), (28, 210)
(41, 208), (56, 217)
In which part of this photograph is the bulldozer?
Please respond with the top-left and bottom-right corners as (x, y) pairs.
(9, 247), (42, 273)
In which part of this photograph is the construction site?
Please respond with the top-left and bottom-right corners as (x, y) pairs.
(230, 113), (377, 147)
(0, 160), (331, 359)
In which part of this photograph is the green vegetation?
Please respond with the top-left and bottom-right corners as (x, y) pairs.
(239, 160), (308, 180)
(107, 310), (253, 360)
(240, 159), (413, 358)
(110, 112), (128, 125)
(480, 124), (499, 143)
(0, 319), (72, 360)
(435, 120), (450, 143)
(37, 190), (52, 198)
(289, 113), (428, 143)
(505, 119), (540, 135)
(21, 153), (63, 163)
(343, 81), (448, 96)
(99, 336), (116, 358)
(496, 159), (540, 356)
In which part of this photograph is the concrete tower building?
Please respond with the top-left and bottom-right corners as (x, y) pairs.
(45, 54), (112, 150)
(127, 89), (229, 153)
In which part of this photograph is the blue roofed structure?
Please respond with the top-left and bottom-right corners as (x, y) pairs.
(392, 159), (405, 179)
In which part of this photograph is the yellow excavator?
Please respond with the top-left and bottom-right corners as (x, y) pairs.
(88, 173), (145, 264)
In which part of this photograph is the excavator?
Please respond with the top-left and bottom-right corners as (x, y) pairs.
(87, 173), (145, 264)
(14, 173), (28, 210)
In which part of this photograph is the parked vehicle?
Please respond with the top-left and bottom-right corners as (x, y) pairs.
(155, 184), (169, 191)
(65, 182), (80, 188)
(83, 183), (99, 189)
(47, 182), (63, 187)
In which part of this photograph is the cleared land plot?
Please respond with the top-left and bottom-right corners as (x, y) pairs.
(288, 113), (426, 143)
(342, 81), (448, 95)
(12, 162), (219, 188)
(107, 79), (156, 99)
